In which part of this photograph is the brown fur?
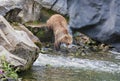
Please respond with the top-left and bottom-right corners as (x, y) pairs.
(46, 14), (73, 50)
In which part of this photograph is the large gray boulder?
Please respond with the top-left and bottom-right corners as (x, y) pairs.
(68, 0), (120, 51)
(0, 0), (24, 16)
(36, 0), (120, 52)
(0, 15), (39, 71)
(0, 0), (41, 22)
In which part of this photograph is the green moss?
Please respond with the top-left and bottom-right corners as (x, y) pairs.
(40, 8), (56, 23)
(35, 42), (42, 49)
(41, 7), (57, 16)
(36, 31), (45, 37)
(11, 22), (19, 26)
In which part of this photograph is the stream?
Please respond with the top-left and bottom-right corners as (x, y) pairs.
(20, 51), (120, 81)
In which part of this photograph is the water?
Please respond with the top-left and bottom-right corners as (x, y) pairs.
(34, 53), (120, 73)
(20, 51), (120, 81)
(21, 66), (120, 81)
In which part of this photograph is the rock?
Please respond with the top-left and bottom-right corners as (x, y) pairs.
(35, 0), (67, 15)
(12, 23), (41, 43)
(0, 46), (26, 67)
(68, 0), (102, 28)
(51, 0), (67, 15)
(0, 0), (42, 23)
(18, 0), (42, 22)
(0, 15), (39, 71)
(35, 0), (56, 9)
(67, 0), (120, 51)
(0, 0), (24, 16)
(5, 8), (22, 23)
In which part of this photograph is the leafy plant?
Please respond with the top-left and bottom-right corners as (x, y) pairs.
(0, 56), (19, 80)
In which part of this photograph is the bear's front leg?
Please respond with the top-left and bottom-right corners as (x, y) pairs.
(54, 41), (61, 51)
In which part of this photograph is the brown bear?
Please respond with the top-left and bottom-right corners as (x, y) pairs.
(32, 14), (73, 50)
(46, 14), (73, 50)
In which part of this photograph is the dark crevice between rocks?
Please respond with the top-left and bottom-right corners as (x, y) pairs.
(4, 8), (22, 23)
(50, 0), (58, 10)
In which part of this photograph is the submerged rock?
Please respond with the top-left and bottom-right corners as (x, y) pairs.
(0, 15), (39, 71)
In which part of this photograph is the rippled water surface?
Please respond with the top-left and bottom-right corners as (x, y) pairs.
(21, 66), (120, 81)
(20, 51), (120, 81)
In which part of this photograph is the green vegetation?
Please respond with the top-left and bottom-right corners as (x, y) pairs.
(0, 56), (20, 81)
(26, 20), (40, 25)
(11, 22), (19, 26)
